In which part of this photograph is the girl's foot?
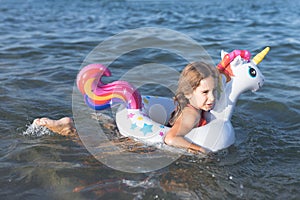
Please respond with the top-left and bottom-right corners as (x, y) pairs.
(33, 117), (77, 136)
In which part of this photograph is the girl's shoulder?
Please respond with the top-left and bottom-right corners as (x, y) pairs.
(182, 105), (201, 119)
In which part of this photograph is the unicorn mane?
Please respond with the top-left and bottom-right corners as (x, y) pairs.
(217, 50), (251, 81)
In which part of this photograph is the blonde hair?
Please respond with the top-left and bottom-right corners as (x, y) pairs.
(168, 61), (219, 126)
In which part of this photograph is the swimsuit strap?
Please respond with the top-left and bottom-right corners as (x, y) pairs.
(198, 112), (207, 127)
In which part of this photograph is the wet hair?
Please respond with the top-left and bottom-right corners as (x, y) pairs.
(168, 61), (219, 126)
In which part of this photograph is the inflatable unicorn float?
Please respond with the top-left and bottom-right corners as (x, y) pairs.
(77, 47), (270, 152)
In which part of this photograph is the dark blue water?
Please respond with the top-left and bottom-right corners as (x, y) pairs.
(1, 0), (299, 199)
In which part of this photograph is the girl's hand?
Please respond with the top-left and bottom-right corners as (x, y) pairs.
(188, 146), (212, 155)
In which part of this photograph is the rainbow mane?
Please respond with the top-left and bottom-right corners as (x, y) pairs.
(76, 64), (142, 110)
(217, 50), (251, 78)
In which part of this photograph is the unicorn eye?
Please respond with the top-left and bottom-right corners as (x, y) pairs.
(249, 67), (257, 78)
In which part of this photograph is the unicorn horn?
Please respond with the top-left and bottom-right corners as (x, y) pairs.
(252, 47), (270, 65)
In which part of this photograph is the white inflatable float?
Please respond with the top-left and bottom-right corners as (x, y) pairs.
(77, 47), (270, 152)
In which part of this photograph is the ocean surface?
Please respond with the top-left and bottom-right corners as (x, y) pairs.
(0, 0), (299, 199)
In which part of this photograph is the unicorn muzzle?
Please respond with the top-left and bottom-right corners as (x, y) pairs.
(252, 74), (265, 92)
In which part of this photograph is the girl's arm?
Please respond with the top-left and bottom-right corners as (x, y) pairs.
(164, 108), (210, 154)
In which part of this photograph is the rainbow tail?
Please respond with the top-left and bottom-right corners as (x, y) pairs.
(76, 64), (142, 110)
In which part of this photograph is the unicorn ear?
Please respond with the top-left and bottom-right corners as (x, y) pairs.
(221, 50), (228, 60)
(231, 55), (243, 67)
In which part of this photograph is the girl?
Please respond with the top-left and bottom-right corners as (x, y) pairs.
(164, 62), (219, 154)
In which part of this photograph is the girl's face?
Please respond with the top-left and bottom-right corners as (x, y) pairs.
(186, 76), (216, 111)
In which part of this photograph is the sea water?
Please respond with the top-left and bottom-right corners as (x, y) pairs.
(0, 0), (299, 199)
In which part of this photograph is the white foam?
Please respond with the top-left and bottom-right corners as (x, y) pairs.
(23, 122), (54, 137)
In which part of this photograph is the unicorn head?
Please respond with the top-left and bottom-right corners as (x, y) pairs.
(229, 52), (265, 93)
(212, 47), (270, 121)
(218, 47), (270, 102)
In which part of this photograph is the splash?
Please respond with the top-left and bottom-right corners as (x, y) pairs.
(23, 122), (54, 137)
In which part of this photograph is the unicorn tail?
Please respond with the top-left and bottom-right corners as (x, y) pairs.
(76, 64), (142, 110)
